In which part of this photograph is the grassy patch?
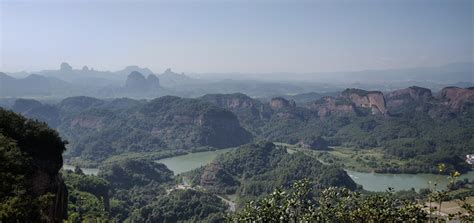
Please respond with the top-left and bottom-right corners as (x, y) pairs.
(275, 142), (408, 173)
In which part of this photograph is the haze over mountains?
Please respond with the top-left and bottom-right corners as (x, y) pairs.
(1, 61), (472, 99)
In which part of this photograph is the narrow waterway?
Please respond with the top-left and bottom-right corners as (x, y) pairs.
(63, 148), (474, 192)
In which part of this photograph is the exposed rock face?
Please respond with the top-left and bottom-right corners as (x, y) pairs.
(201, 93), (256, 110)
(387, 86), (432, 102)
(306, 96), (356, 117)
(140, 96), (253, 149)
(386, 86), (433, 113)
(31, 169), (68, 222)
(270, 97), (296, 110)
(200, 93), (273, 134)
(0, 109), (68, 222)
(439, 87), (474, 112)
(342, 89), (388, 115)
(58, 96), (105, 113)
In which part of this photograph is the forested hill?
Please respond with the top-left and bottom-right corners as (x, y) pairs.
(201, 86), (473, 174)
(8, 96), (252, 165)
(6, 86), (474, 173)
(186, 142), (357, 206)
(0, 108), (68, 222)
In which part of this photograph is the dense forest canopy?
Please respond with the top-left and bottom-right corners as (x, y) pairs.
(9, 86), (470, 173)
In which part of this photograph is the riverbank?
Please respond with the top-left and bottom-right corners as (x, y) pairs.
(62, 143), (474, 192)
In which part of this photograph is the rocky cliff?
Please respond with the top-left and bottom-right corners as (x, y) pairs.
(270, 97), (296, 110)
(385, 86), (433, 114)
(341, 89), (388, 115)
(200, 93), (273, 133)
(306, 96), (356, 117)
(439, 87), (474, 113)
(0, 109), (68, 222)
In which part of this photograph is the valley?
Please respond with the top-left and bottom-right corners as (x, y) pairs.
(2, 1), (473, 221)
(2, 85), (473, 222)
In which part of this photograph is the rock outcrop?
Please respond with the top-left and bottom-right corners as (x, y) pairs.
(31, 169), (69, 222)
(270, 97), (296, 110)
(439, 87), (474, 113)
(200, 93), (273, 134)
(124, 71), (161, 94)
(0, 109), (68, 222)
(60, 62), (73, 71)
(386, 86), (433, 114)
(341, 89), (388, 115)
(306, 96), (356, 117)
(125, 71), (148, 90)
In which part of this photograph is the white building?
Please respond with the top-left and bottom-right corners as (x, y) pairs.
(466, 155), (474, 165)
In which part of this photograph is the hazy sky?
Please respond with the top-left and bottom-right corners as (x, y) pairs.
(1, 0), (472, 73)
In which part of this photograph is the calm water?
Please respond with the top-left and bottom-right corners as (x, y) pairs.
(63, 149), (474, 192)
(346, 170), (474, 192)
(156, 149), (474, 191)
(155, 148), (235, 175)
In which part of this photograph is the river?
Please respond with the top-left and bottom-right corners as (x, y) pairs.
(154, 149), (474, 192)
(63, 149), (474, 192)
(155, 148), (235, 175)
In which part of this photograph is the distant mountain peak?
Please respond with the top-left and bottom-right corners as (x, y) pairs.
(60, 62), (72, 71)
(163, 68), (174, 75)
(116, 66), (153, 76)
(129, 71), (145, 78)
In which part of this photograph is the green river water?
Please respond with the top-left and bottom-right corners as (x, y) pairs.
(64, 148), (474, 192)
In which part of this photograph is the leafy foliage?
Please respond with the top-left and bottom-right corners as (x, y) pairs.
(0, 108), (67, 222)
(230, 179), (427, 222)
(187, 142), (357, 207)
(130, 190), (228, 222)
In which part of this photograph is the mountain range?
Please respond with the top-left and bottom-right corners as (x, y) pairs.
(2, 62), (473, 98)
(3, 85), (472, 173)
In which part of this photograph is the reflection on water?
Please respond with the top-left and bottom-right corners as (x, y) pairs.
(156, 148), (235, 175)
(63, 149), (474, 192)
(346, 170), (474, 192)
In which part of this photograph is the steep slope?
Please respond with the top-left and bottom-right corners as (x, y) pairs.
(0, 72), (76, 97)
(0, 109), (68, 222)
(12, 99), (61, 128)
(386, 86), (433, 114)
(341, 89), (388, 115)
(122, 71), (162, 97)
(58, 96), (252, 164)
(438, 86), (474, 113)
(200, 93), (273, 134)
